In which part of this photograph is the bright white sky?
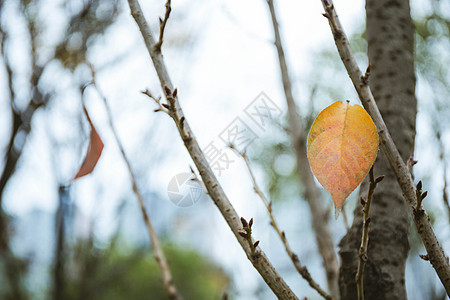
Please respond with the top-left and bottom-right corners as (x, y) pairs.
(3, 0), (368, 219)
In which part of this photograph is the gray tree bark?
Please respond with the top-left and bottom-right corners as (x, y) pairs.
(338, 0), (416, 299)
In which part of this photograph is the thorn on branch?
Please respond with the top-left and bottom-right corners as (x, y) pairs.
(178, 115), (185, 128)
(240, 217), (248, 228)
(164, 85), (172, 96)
(182, 134), (192, 143)
(154, 0), (172, 53)
(415, 180), (427, 215)
(419, 254), (430, 261)
(360, 196), (366, 206)
(407, 153), (418, 172)
(417, 180), (422, 192)
(421, 191), (428, 201)
(361, 65), (371, 85)
(239, 216), (259, 259)
(238, 230), (248, 239)
(359, 253), (368, 262)
(375, 175), (385, 184)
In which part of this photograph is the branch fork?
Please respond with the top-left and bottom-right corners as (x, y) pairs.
(128, 0), (299, 297)
(143, 86), (190, 140)
(142, 89), (169, 114)
(232, 144), (332, 300)
(361, 65), (371, 85)
(154, 0), (171, 53)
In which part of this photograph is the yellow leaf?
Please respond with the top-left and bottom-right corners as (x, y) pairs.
(307, 101), (379, 216)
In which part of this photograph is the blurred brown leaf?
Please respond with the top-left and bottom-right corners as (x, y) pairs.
(74, 107), (104, 180)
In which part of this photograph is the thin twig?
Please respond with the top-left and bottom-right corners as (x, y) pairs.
(233, 145), (332, 300)
(415, 180), (428, 212)
(127, 1), (298, 298)
(406, 153), (418, 175)
(88, 67), (183, 300)
(238, 217), (260, 260)
(142, 89), (170, 114)
(266, 1), (340, 297)
(355, 167), (384, 300)
(154, 0), (171, 52)
(436, 130), (450, 222)
(320, 0), (450, 293)
(342, 208), (349, 231)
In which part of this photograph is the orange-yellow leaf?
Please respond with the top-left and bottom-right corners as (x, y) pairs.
(307, 101), (379, 214)
(73, 107), (104, 180)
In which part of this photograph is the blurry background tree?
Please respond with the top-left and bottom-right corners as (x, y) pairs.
(0, 0), (448, 299)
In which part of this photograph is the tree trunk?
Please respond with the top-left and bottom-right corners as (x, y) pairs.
(338, 0), (417, 299)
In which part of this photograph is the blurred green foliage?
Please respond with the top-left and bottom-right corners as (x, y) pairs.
(60, 239), (229, 300)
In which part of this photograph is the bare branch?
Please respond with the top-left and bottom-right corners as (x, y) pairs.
(126, 0), (298, 298)
(341, 208), (349, 231)
(88, 67), (183, 300)
(355, 168), (384, 300)
(320, 0), (450, 293)
(436, 130), (450, 222)
(233, 145), (332, 300)
(266, 0), (339, 298)
(154, 0), (171, 53)
(142, 89), (170, 114)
